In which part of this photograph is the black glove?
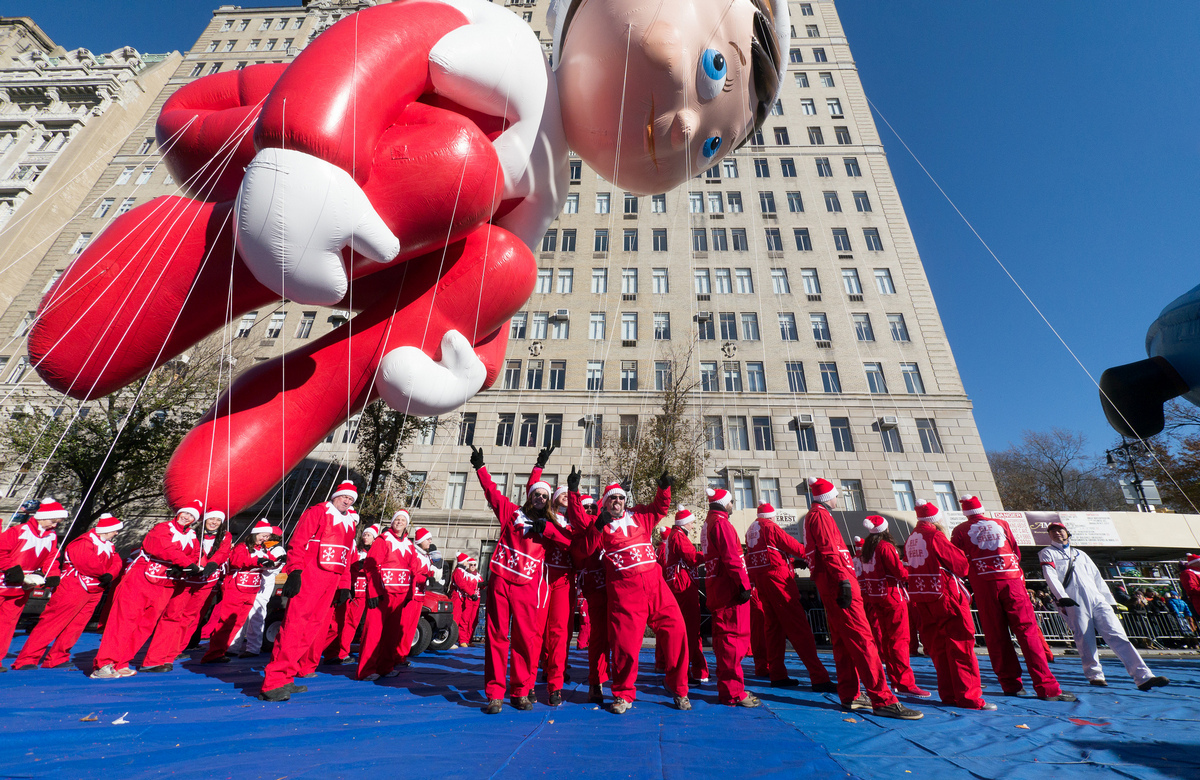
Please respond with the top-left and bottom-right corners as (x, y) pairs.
(3, 566), (22, 586)
(469, 445), (485, 470)
(531, 516), (548, 536)
(595, 511), (617, 529)
(281, 571), (302, 598)
(536, 444), (557, 469)
(366, 596), (380, 609)
(200, 562), (219, 578)
(183, 564), (202, 577)
(658, 470), (674, 490)
(793, 558), (809, 570)
(333, 588), (351, 605)
(567, 466), (581, 492)
(98, 573), (114, 588)
(1057, 597), (1078, 608)
(735, 588), (753, 604)
(167, 565), (184, 578)
(836, 580), (853, 609)
(44, 576), (61, 588)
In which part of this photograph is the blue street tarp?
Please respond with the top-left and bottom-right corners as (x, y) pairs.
(2, 633), (1198, 779)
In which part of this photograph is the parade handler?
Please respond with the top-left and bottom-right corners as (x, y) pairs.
(0, 498), (65, 671)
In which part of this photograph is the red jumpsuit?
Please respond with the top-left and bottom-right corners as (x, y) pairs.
(358, 530), (424, 677)
(325, 549), (371, 661)
(15, 530), (122, 668)
(575, 591), (590, 650)
(703, 508), (752, 704)
(804, 502), (898, 708)
(263, 502), (356, 691)
(656, 527), (709, 681)
(746, 518), (831, 686)
(94, 519), (199, 671)
(569, 520), (609, 687)
(1181, 565), (1200, 621)
(143, 529), (231, 667)
(397, 545), (433, 664)
(202, 542), (271, 662)
(568, 488), (683, 703)
(858, 540), (920, 693)
(749, 588), (769, 676)
(906, 520), (985, 708)
(477, 467), (570, 700)
(540, 514), (576, 693)
(451, 566), (482, 646)
(951, 514), (1062, 697)
(0, 520), (60, 665)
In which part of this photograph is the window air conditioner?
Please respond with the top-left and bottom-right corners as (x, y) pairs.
(795, 413), (815, 426)
(880, 415), (899, 427)
(697, 311), (713, 322)
(553, 309), (570, 320)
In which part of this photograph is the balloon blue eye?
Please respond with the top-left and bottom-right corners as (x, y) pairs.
(697, 48), (727, 101)
(701, 136), (723, 158)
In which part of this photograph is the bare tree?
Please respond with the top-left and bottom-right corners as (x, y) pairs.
(987, 428), (1124, 511)
(354, 400), (447, 519)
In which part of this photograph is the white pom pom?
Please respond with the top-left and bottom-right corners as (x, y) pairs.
(706, 488), (716, 498)
(915, 499), (928, 508)
(806, 477), (818, 486)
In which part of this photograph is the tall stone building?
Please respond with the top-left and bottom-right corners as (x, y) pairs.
(0, 1), (999, 556)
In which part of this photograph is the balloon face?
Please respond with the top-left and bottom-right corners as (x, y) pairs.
(556, 0), (762, 194)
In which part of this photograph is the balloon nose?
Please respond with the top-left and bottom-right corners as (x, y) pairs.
(670, 109), (699, 149)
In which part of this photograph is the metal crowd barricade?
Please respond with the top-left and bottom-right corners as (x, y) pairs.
(807, 608), (830, 645)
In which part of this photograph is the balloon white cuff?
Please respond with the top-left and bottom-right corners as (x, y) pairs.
(376, 330), (488, 417)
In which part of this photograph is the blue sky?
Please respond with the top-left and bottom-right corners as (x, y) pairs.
(11, 1), (1200, 455)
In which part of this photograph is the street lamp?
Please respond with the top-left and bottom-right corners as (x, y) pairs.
(1106, 439), (1162, 512)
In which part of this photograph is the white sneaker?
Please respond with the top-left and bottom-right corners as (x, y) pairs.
(117, 667), (137, 677)
(90, 664), (118, 679)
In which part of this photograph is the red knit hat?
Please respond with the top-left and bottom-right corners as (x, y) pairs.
(863, 515), (888, 534)
(853, 536), (863, 550)
(34, 498), (68, 522)
(457, 552), (470, 564)
(706, 487), (733, 509)
(175, 499), (204, 522)
(756, 502), (776, 520)
(959, 495), (984, 516)
(94, 513), (123, 534)
(674, 507), (695, 526)
(915, 500), (939, 520)
(391, 509), (411, 524)
(602, 483), (626, 502)
(1184, 553), (1200, 569)
(807, 477), (837, 503)
(414, 527), (432, 543)
(331, 481), (358, 501)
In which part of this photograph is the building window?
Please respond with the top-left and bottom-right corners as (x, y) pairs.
(535, 268), (552, 294)
(753, 417), (774, 450)
(770, 99), (784, 116)
(796, 419), (818, 452)
(549, 315), (568, 341)
(823, 191), (842, 212)
(797, 268), (819, 296)
(594, 229), (609, 252)
(810, 313), (831, 342)
(617, 414), (638, 444)
(750, 128), (765, 145)
(694, 269), (711, 294)
(813, 48), (828, 62)
(815, 157), (832, 177)
(495, 415), (517, 448)
(651, 193), (667, 212)
(840, 480), (865, 511)
(732, 228), (748, 251)
(794, 228), (812, 251)
(786, 361), (807, 393)
(711, 228), (728, 251)
(623, 229), (639, 252)
(289, 311), (315, 339)
(503, 360), (522, 390)
(728, 417), (750, 450)
(735, 268), (754, 293)
(561, 230), (577, 252)
(789, 48), (803, 63)
(591, 268), (608, 294)
(769, 268), (791, 294)
(595, 192), (611, 214)
(754, 158), (770, 177)
(689, 192), (704, 213)
(652, 267), (669, 293)
(888, 313), (910, 342)
(620, 361), (638, 391)
(69, 233), (93, 254)
(747, 361), (766, 392)
(584, 415), (603, 449)
(779, 313), (798, 341)
(557, 268), (574, 294)
(549, 361), (566, 390)
(759, 191), (777, 215)
(808, 127), (825, 145)
(785, 191), (804, 212)
(917, 418), (943, 453)
(705, 416), (725, 450)
(719, 312), (738, 341)
(509, 312), (528, 339)
(586, 361), (604, 390)
(863, 228), (884, 251)
(741, 313), (760, 341)
(774, 127), (790, 145)
(893, 480), (915, 512)
(723, 159), (739, 178)
(564, 193), (579, 214)
(589, 312), (606, 340)
(621, 191), (639, 214)
(621, 312), (638, 341)
(715, 269), (732, 294)
(801, 98), (816, 115)
(764, 228), (783, 251)
(654, 312), (671, 340)
(700, 361), (718, 391)
(839, 269), (862, 296)
(116, 166), (135, 185)
(707, 192), (724, 213)
(830, 417), (854, 452)
(698, 315), (715, 341)
(526, 359), (544, 390)
(236, 311), (258, 338)
(832, 228), (852, 252)
(844, 157), (862, 177)
(692, 228), (709, 252)
(827, 98), (842, 116)
(901, 363), (926, 394)
(117, 197), (136, 215)
(13, 311), (35, 338)
(864, 362), (888, 394)
(835, 126), (853, 144)
(541, 230), (557, 253)
(653, 229), (668, 252)
(265, 311), (286, 338)
(727, 192), (743, 212)
(820, 362), (842, 393)
(723, 361), (743, 392)
(444, 473), (468, 509)
(620, 268), (638, 295)
(518, 414), (539, 447)
(654, 360), (672, 390)
(932, 481), (957, 512)
(569, 160), (582, 182)
(874, 268), (896, 294)
(853, 191), (872, 212)
(135, 165), (155, 185)
(137, 137), (154, 155)
(853, 313), (875, 342)
(531, 312), (548, 339)
(457, 412), (476, 445)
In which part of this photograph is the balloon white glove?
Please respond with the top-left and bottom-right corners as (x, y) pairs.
(377, 331), (487, 416)
(235, 148), (400, 306)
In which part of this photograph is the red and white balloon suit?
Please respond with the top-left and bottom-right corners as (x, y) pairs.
(0, 514), (60, 665)
(656, 515), (709, 682)
(745, 504), (832, 688)
(950, 496), (1063, 698)
(702, 497), (753, 705)
(905, 504), (986, 709)
(856, 521), (922, 695)
(358, 527), (426, 679)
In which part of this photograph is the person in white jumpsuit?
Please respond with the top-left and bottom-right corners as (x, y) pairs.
(229, 526), (287, 657)
(1038, 523), (1168, 691)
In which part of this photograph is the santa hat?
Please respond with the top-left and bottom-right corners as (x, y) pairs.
(414, 527), (432, 544)
(706, 487), (733, 509)
(553, 485), (568, 502)
(34, 498), (68, 522)
(271, 525), (284, 537)
(391, 509), (411, 524)
(959, 495), (985, 517)
(756, 503), (776, 520)
(863, 516), (889, 534)
(203, 509), (226, 523)
(174, 499), (204, 521)
(251, 519), (273, 535)
(674, 507), (694, 526)
(807, 477), (837, 504)
(529, 481), (552, 499)
(466, 556), (478, 565)
(914, 500), (940, 521)
(581, 496), (596, 506)
(456, 552), (470, 564)
(1184, 553), (1200, 570)
(331, 481), (358, 501)
(94, 513), (123, 534)
(853, 536), (863, 549)
(602, 483), (626, 502)
(363, 523), (381, 538)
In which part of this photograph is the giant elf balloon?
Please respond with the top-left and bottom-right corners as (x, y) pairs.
(28, 0), (788, 516)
